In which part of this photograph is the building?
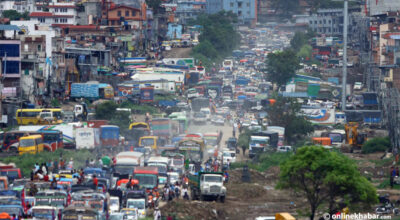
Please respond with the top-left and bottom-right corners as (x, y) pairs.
(206, 0), (222, 14)
(222, 0), (257, 25)
(175, 0), (206, 25)
(0, 39), (22, 98)
(30, 2), (78, 25)
(107, 5), (142, 29)
(368, 0), (400, 16)
(76, 0), (102, 25)
(0, 0), (34, 16)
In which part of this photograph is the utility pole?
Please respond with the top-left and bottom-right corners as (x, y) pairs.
(341, 0), (348, 111)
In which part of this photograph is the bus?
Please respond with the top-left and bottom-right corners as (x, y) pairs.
(1, 130), (63, 152)
(18, 135), (44, 155)
(16, 108), (63, 125)
(177, 137), (205, 166)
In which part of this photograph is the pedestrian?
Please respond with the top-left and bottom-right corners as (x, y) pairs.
(60, 159), (65, 170)
(67, 158), (74, 170)
(165, 186), (170, 202)
(89, 159), (95, 167)
(174, 182), (180, 199)
(390, 167), (395, 188)
(50, 177), (57, 189)
(153, 207), (161, 220)
(182, 186), (189, 200)
(224, 170), (229, 183)
(98, 157), (103, 167)
(242, 145), (246, 156)
(227, 159), (231, 170)
(93, 174), (98, 189)
(85, 159), (89, 167)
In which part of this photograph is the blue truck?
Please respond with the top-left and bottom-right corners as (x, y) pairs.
(71, 83), (114, 100)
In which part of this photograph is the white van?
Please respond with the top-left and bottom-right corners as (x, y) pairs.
(222, 150), (236, 164)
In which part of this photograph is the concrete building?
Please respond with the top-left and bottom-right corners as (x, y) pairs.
(30, 2), (78, 25)
(368, 0), (400, 16)
(107, 5), (142, 29)
(76, 0), (102, 25)
(0, 0), (34, 16)
(222, 0), (257, 25)
(206, 0), (222, 14)
(175, 0), (206, 25)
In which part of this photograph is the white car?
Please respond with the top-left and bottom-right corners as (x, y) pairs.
(354, 82), (363, 90)
(200, 108), (211, 121)
(222, 150), (236, 164)
(277, 146), (292, 152)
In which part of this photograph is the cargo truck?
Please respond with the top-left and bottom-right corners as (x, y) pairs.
(189, 172), (226, 202)
(75, 127), (100, 149)
(70, 82), (114, 100)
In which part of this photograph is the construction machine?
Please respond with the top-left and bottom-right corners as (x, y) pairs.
(344, 122), (367, 153)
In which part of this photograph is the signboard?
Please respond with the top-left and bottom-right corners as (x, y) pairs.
(140, 87), (154, 103)
(179, 146), (200, 151)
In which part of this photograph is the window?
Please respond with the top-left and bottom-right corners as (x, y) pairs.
(238, 2), (242, 8)
(328, 20), (331, 24)
(60, 8), (67, 13)
(55, 8), (58, 12)
(125, 10), (129, 17)
(309, 21), (312, 24)
(111, 20), (115, 25)
(132, 10), (136, 16)
(39, 18), (45, 23)
(117, 10), (121, 16)
(37, 7), (41, 11)
(230, 3), (233, 7)
(314, 20), (317, 24)
(238, 10), (242, 16)
(319, 20), (322, 24)
(54, 18), (59, 23)
(323, 19), (326, 24)
(37, 45), (42, 52)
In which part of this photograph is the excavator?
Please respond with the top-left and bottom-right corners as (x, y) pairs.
(344, 122), (368, 153)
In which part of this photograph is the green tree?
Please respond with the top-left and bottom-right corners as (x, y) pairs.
(362, 137), (391, 154)
(271, 0), (300, 17)
(146, 0), (162, 14)
(190, 11), (240, 70)
(266, 96), (314, 143)
(297, 44), (312, 59)
(265, 50), (300, 88)
(238, 128), (252, 149)
(95, 101), (118, 120)
(2, 10), (29, 21)
(278, 146), (378, 220)
(290, 31), (309, 52)
(110, 111), (131, 136)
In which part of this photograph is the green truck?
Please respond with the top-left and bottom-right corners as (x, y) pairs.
(188, 172), (226, 202)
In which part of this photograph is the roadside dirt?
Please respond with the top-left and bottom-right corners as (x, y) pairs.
(161, 167), (307, 220)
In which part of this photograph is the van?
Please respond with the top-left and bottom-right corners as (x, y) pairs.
(200, 108), (211, 121)
(18, 135), (44, 155)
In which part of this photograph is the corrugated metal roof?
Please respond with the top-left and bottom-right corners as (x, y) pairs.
(0, 25), (20, 31)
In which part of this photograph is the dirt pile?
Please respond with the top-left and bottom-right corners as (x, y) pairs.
(227, 183), (267, 199)
(228, 168), (269, 184)
(161, 200), (228, 220)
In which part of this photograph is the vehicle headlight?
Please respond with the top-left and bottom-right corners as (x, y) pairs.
(141, 211), (146, 215)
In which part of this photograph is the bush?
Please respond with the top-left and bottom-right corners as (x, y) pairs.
(362, 137), (391, 154)
(0, 149), (95, 177)
(231, 152), (292, 172)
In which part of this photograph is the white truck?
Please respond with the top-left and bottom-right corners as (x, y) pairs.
(114, 152), (144, 177)
(222, 149), (236, 165)
(75, 127), (100, 149)
(189, 172), (226, 202)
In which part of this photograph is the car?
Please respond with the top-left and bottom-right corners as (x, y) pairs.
(277, 146), (292, 152)
(212, 116), (225, 125)
(354, 82), (363, 90)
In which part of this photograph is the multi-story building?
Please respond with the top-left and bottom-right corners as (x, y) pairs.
(30, 2), (78, 25)
(0, 39), (22, 98)
(175, 0), (206, 25)
(0, 0), (34, 16)
(221, 0), (257, 25)
(107, 5), (142, 29)
(206, 0), (222, 14)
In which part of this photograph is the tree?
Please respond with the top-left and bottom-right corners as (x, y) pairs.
(110, 111), (131, 136)
(95, 101), (118, 120)
(278, 146), (378, 220)
(146, 0), (162, 14)
(290, 32), (309, 52)
(270, 0), (300, 17)
(238, 128), (252, 149)
(266, 96), (314, 143)
(265, 50), (300, 88)
(2, 10), (29, 21)
(297, 44), (312, 60)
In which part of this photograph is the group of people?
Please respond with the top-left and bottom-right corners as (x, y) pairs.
(162, 181), (189, 202)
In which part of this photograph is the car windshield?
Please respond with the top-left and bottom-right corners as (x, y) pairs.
(194, 112), (205, 117)
(0, 207), (21, 215)
(134, 174), (157, 188)
(205, 138), (217, 146)
(173, 159), (184, 165)
(110, 214), (124, 220)
(204, 176), (222, 182)
(110, 199), (119, 206)
(148, 164), (167, 174)
(127, 200), (145, 209)
(114, 165), (134, 175)
(250, 139), (268, 145)
(141, 138), (154, 146)
(32, 209), (54, 219)
(19, 139), (35, 147)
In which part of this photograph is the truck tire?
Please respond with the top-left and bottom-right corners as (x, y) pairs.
(220, 196), (225, 203)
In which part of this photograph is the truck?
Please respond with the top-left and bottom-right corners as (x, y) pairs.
(150, 118), (172, 139)
(249, 135), (270, 158)
(266, 126), (285, 146)
(191, 97), (210, 112)
(189, 172), (226, 202)
(100, 125), (120, 147)
(361, 92), (378, 109)
(75, 127), (100, 149)
(133, 167), (159, 190)
(114, 152), (144, 177)
(70, 82), (114, 100)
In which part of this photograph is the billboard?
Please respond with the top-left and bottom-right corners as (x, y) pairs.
(140, 87), (154, 103)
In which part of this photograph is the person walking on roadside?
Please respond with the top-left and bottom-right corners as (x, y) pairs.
(242, 145), (246, 156)
(153, 207), (161, 220)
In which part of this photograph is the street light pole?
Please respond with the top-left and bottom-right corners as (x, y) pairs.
(341, 0), (348, 111)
